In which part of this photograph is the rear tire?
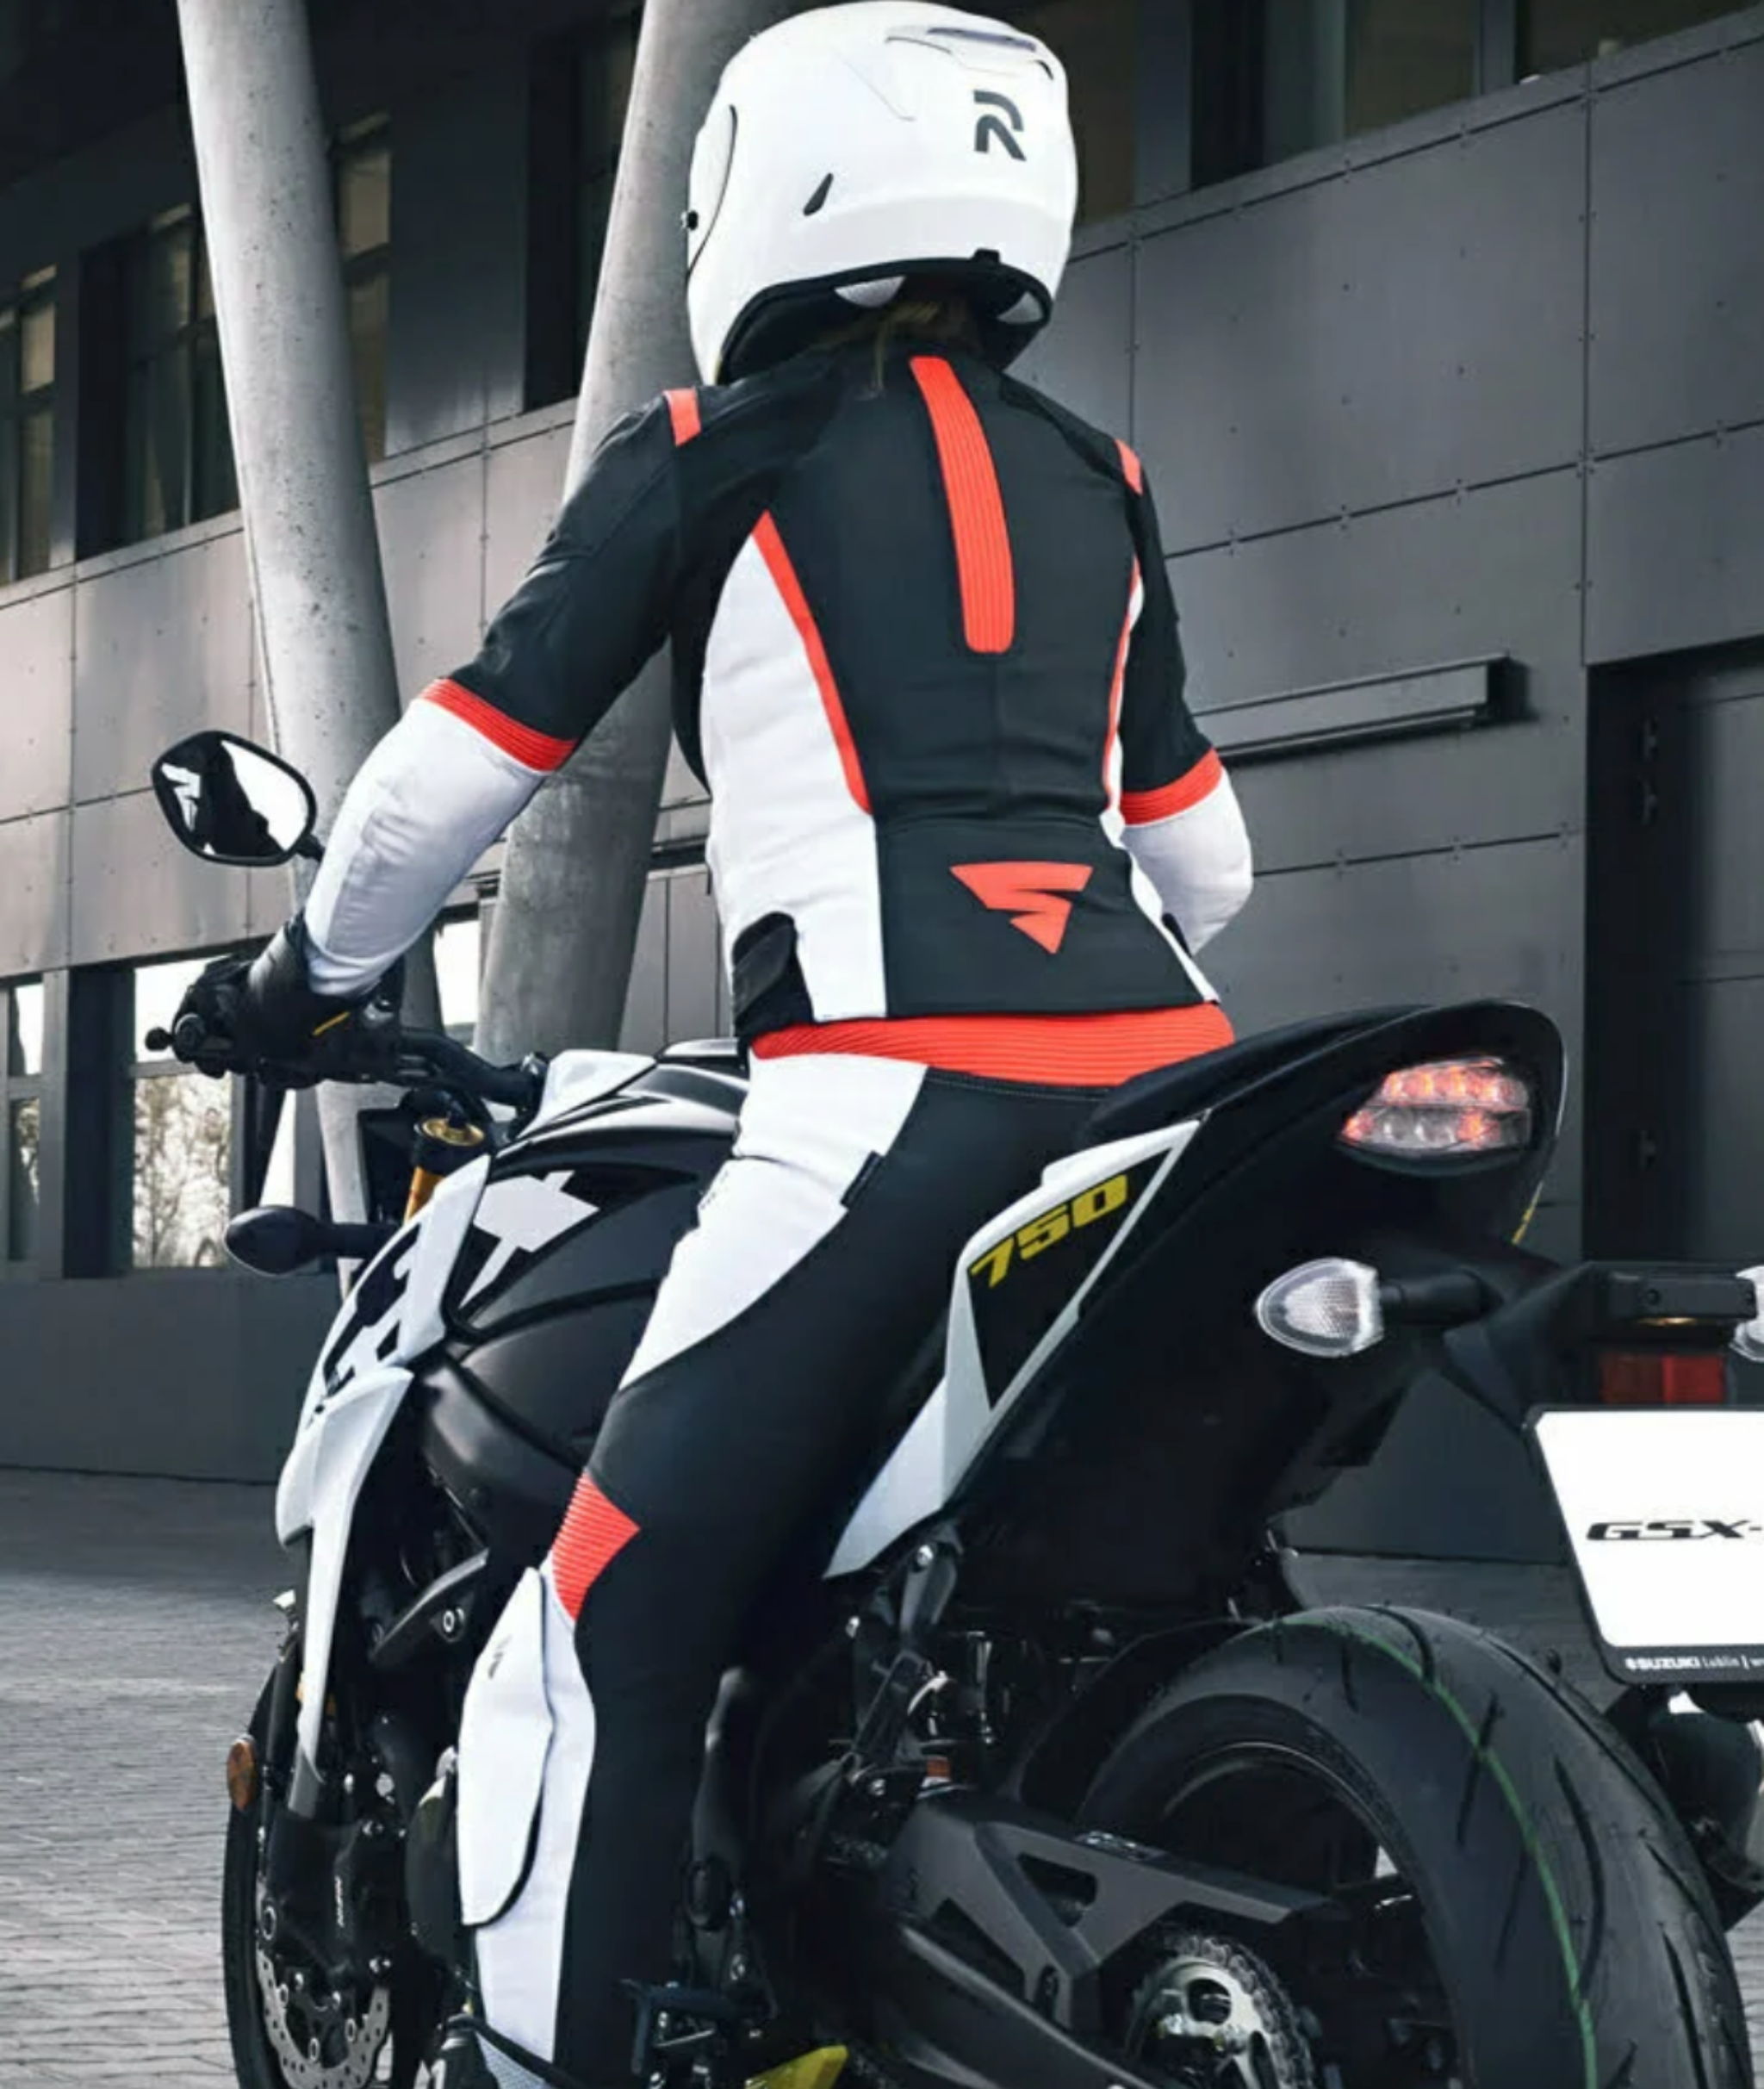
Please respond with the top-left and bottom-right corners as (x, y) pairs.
(1081, 1607), (1752, 2089)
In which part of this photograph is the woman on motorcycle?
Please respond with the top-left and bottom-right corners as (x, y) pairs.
(182, 6), (1252, 2081)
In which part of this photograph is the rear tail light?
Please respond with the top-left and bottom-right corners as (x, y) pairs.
(1599, 1352), (1730, 1407)
(1341, 1058), (1533, 1160)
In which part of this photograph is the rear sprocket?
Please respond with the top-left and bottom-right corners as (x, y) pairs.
(1125, 1931), (1317, 2089)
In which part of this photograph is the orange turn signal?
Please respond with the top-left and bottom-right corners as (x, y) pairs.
(227, 1735), (259, 1812)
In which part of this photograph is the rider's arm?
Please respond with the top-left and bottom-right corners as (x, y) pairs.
(301, 400), (685, 997)
(1115, 469), (1252, 955)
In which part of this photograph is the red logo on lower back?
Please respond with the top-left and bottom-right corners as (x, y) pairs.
(952, 862), (1094, 954)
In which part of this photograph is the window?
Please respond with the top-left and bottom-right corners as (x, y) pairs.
(1195, 0), (1479, 182)
(121, 208), (238, 544)
(1521, 0), (1738, 72)
(527, 7), (641, 408)
(575, 11), (639, 369)
(436, 913), (481, 1042)
(3, 979), (44, 1268)
(1263, 0), (1477, 162)
(0, 267), (54, 583)
(337, 116), (391, 463)
(1010, 0), (1140, 224)
(129, 959), (233, 1269)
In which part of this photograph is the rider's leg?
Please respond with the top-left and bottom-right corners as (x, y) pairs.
(457, 1054), (1101, 2083)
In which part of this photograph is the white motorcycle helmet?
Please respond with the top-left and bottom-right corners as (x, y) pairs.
(686, 2), (1078, 385)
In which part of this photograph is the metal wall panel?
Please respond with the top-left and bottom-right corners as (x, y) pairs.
(1587, 425), (1764, 662)
(1588, 37), (1764, 456)
(70, 790), (252, 966)
(1680, 976), (1764, 1264)
(0, 810), (69, 978)
(662, 738), (708, 814)
(1208, 836), (1585, 1208)
(1209, 836), (1582, 1033)
(383, 65), (531, 455)
(665, 869), (721, 1043)
(618, 872), (668, 1055)
(482, 413), (572, 616)
(1010, 241), (1133, 442)
(375, 453), (489, 694)
(1135, 104), (1587, 551)
(70, 529), (254, 805)
(1683, 663), (1764, 965)
(0, 1271), (334, 1480)
(1175, 470), (1585, 872)
(0, 583), (74, 820)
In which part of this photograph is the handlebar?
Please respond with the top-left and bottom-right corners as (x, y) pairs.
(394, 1029), (543, 1115)
(151, 1010), (546, 1122)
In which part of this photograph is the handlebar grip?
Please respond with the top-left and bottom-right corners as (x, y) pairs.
(172, 1011), (211, 1060)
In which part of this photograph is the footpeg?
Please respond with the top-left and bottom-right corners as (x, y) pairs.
(624, 1982), (756, 2086)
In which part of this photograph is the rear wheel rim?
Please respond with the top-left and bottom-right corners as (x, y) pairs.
(1127, 1742), (1463, 2087)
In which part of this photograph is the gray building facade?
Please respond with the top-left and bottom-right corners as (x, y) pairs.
(2, 0), (1762, 1560)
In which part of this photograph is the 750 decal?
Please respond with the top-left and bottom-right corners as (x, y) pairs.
(970, 1173), (1131, 1290)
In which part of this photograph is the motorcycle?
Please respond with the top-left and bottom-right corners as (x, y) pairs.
(150, 727), (1764, 2089)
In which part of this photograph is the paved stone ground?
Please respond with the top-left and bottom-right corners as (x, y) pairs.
(2, 1472), (1761, 2084)
(0, 1472), (283, 2085)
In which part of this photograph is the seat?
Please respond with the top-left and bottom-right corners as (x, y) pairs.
(1082, 1007), (1420, 1146)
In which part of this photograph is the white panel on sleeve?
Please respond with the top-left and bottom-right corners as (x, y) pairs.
(303, 701), (549, 997)
(1121, 768), (1254, 954)
(699, 533), (885, 1020)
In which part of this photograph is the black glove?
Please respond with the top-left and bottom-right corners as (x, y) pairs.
(169, 917), (400, 1083)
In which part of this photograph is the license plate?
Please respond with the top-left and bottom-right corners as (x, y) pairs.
(1532, 1407), (1764, 1686)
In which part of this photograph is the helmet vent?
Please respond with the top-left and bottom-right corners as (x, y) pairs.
(804, 173), (834, 218)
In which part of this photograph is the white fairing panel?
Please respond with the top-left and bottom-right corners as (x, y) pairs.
(292, 1363), (413, 1776)
(277, 1156), (492, 1786)
(277, 1156), (490, 1542)
(528, 1050), (652, 1132)
(828, 1121), (1202, 1576)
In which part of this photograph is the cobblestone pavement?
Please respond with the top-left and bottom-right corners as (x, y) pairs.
(2, 1473), (1762, 2084)
(0, 1472), (283, 2086)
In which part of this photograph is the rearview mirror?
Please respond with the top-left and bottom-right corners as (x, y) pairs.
(226, 1204), (394, 1276)
(152, 731), (319, 867)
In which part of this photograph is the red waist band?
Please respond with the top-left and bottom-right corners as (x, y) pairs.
(751, 1005), (1234, 1086)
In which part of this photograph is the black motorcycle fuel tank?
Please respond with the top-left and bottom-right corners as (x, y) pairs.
(423, 1062), (741, 1495)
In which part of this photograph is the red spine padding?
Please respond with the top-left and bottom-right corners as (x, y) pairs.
(910, 356), (1016, 656)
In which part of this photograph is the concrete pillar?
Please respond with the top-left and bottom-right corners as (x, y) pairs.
(475, 0), (805, 1065)
(175, 0), (439, 1217)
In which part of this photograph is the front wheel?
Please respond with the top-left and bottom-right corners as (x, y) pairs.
(222, 1672), (436, 2089)
(1081, 1607), (1752, 2089)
